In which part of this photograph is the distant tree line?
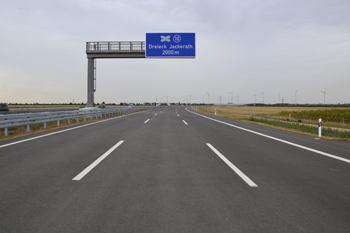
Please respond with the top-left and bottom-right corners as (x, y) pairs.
(245, 103), (350, 107)
(6, 102), (216, 106)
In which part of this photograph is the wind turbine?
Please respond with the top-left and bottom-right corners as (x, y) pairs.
(206, 92), (210, 105)
(217, 95), (222, 105)
(259, 91), (264, 104)
(252, 93), (256, 105)
(321, 88), (327, 104)
(235, 95), (239, 105)
(228, 92), (233, 104)
(295, 89), (299, 104)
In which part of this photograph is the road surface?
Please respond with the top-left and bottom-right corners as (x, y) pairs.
(1, 107), (349, 232)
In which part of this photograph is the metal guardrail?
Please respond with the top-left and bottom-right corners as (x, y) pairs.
(0, 106), (157, 136)
(9, 106), (82, 110)
(86, 41), (145, 52)
(3, 106), (82, 114)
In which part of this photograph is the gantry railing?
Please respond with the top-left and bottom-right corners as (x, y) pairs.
(86, 41), (145, 52)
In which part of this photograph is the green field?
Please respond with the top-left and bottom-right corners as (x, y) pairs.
(280, 109), (350, 123)
(195, 106), (350, 141)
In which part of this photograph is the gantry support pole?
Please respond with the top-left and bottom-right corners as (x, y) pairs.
(86, 58), (95, 107)
(85, 41), (146, 108)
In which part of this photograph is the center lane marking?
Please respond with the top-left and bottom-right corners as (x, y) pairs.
(182, 120), (188, 125)
(144, 119), (150, 123)
(206, 143), (258, 187)
(72, 140), (124, 181)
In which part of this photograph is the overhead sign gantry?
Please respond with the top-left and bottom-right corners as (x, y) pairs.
(85, 33), (195, 108)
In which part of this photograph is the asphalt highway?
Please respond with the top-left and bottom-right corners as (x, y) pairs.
(0, 107), (349, 232)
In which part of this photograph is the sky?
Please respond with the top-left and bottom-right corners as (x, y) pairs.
(1, 0), (350, 105)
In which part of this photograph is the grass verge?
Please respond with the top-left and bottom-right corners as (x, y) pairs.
(194, 107), (350, 141)
(245, 117), (350, 140)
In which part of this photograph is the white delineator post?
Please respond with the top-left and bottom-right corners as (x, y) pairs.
(318, 118), (322, 137)
(215, 109), (217, 115)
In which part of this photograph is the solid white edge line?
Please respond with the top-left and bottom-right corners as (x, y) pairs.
(73, 140), (124, 181)
(0, 111), (146, 149)
(182, 120), (188, 125)
(206, 143), (258, 187)
(187, 108), (350, 164)
(144, 119), (150, 123)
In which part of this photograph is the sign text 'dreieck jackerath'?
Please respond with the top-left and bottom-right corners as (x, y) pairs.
(148, 44), (194, 49)
(146, 33), (195, 58)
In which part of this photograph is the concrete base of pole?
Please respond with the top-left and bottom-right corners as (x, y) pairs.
(80, 107), (98, 111)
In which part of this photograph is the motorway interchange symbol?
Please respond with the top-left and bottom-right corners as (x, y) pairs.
(160, 35), (171, 42)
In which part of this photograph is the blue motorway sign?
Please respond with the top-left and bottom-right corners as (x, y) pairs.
(146, 33), (195, 58)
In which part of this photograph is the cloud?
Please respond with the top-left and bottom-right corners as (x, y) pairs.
(1, 0), (350, 104)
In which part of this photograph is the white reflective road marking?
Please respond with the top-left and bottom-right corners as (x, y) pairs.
(144, 119), (150, 123)
(182, 120), (188, 125)
(177, 114), (180, 116)
(73, 140), (124, 181)
(206, 143), (258, 187)
(187, 109), (350, 165)
(155, 113), (157, 116)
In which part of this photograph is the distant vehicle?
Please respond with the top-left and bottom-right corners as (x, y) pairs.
(128, 104), (134, 108)
(0, 103), (9, 111)
(156, 102), (161, 107)
(98, 104), (105, 108)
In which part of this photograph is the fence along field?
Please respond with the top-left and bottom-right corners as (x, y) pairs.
(197, 106), (350, 140)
